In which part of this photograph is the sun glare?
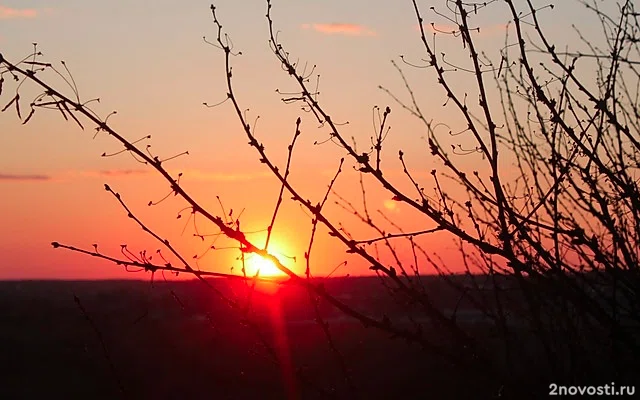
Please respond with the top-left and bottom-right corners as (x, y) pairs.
(246, 254), (286, 277)
(237, 235), (294, 278)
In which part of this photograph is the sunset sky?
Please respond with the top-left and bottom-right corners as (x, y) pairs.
(1, 0), (609, 279)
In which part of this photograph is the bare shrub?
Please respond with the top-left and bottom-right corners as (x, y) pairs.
(2, 0), (639, 397)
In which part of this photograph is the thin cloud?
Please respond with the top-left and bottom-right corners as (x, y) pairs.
(98, 169), (149, 177)
(0, 168), (268, 183)
(0, 173), (51, 181)
(302, 23), (377, 37)
(73, 168), (269, 182)
(60, 169), (152, 180)
(0, 6), (38, 19)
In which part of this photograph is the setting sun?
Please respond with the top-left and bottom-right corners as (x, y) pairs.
(239, 234), (295, 278)
(245, 254), (286, 277)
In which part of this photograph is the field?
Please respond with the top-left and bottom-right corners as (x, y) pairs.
(0, 276), (631, 399)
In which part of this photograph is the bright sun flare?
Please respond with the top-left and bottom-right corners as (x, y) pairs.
(246, 254), (285, 277)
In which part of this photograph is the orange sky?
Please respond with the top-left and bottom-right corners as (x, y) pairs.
(0, 0), (610, 279)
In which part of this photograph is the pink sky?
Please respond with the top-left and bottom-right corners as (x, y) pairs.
(0, 0), (608, 279)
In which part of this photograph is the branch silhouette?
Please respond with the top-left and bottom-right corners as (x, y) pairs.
(2, 0), (640, 397)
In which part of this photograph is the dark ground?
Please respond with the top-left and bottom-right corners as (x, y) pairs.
(0, 276), (635, 399)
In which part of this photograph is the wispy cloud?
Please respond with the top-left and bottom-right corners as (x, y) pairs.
(97, 169), (149, 177)
(55, 169), (150, 180)
(0, 173), (51, 181)
(0, 6), (38, 19)
(0, 169), (149, 182)
(68, 168), (269, 182)
(301, 23), (377, 37)
(94, 168), (271, 182)
(0, 168), (271, 183)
